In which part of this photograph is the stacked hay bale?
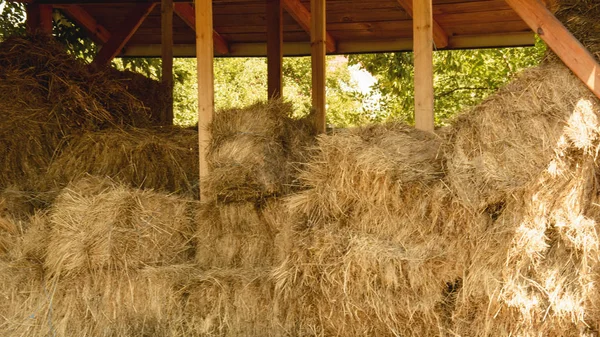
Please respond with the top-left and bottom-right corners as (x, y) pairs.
(0, 35), (154, 190)
(186, 100), (315, 336)
(0, 177), (197, 337)
(46, 126), (199, 198)
(272, 123), (474, 336)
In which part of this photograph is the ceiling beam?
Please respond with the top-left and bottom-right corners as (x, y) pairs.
(92, 3), (156, 67)
(55, 4), (111, 44)
(396, 0), (448, 49)
(282, 0), (336, 53)
(504, 0), (600, 100)
(173, 3), (229, 55)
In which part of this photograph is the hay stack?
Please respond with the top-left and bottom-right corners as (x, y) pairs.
(449, 96), (600, 336)
(0, 35), (153, 189)
(43, 177), (196, 277)
(272, 124), (473, 335)
(203, 100), (316, 202)
(181, 268), (277, 337)
(443, 63), (598, 211)
(46, 126), (199, 197)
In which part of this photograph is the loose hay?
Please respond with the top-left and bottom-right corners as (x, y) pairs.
(0, 35), (154, 189)
(203, 100), (316, 202)
(44, 177), (196, 277)
(47, 126), (199, 197)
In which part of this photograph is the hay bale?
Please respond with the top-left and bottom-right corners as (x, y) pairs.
(287, 122), (443, 225)
(443, 63), (600, 211)
(450, 97), (600, 336)
(181, 268), (278, 337)
(44, 177), (196, 277)
(551, 0), (600, 62)
(203, 100), (316, 202)
(46, 126), (199, 197)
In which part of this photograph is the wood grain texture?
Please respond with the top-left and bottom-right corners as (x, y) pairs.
(413, 0), (434, 132)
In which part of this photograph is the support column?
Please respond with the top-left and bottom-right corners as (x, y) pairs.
(266, 0), (283, 99)
(311, 0), (326, 133)
(413, 0), (435, 133)
(161, 0), (174, 125)
(195, 0), (214, 199)
(26, 4), (53, 35)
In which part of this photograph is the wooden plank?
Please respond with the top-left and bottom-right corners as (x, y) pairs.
(195, 0), (214, 199)
(413, 0), (434, 132)
(26, 4), (53, 35)
(161, 0), (174, 125)
(311, 0), (326, 133)
(396, 0), (448, 48)
(173, 3), (229, 54)
(283, 0), (336, 53)
(120, 31), (535, 57)
(92, 3), (156, 67)
(505, 0), (600, 100)
(40, 5), (53, 34)
(55, 5), (111, 44)
(267, 0), (283, 99)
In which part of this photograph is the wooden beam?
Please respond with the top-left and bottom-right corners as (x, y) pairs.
(413, 0), (435, 132)
(505, 0), (600, 100)
(92, 3), (156, 67)
(195, 0), (214, 199)
(266, 0), (283, 99)
(162, 0), (174, 125)
(26, 4), (53, 35)
(55, 5), (111, 44)
(396, 0), (448, 49)
(173, 3), (229, 55)
(311, 0), (326, 133)
(283, 0), (336, 53)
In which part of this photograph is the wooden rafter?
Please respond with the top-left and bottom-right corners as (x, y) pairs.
(173, 3), (229, 55)
(505, 0), (600, 100)
(26, 4), (53, 35)
(92, 3), (156, 67)
(396, 0), (448, 49)
(55, 5), (111, 44)
(283, 0), (336, 53)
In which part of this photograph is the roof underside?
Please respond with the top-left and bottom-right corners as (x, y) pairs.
(56, 0), (536, 57)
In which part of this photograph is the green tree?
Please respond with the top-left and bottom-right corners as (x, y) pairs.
(349, 39), (547, 125)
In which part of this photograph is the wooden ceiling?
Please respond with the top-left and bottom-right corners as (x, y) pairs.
(42, 0), (536, 57)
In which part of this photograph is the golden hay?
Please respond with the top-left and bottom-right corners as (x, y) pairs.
(449, 95), (600, 336)
(442, 63), (598, 211)
(43, 177), (196, 278)
(287, 122), (443, 226)
(46, 126), (199, 198)
(195, 201), (279, 269)
(0, 35), (154, 189)
(181, 268), (277, 337)
(203, 100), (316, 202)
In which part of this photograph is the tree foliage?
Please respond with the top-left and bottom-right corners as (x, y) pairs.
(349, 40), (547, 125)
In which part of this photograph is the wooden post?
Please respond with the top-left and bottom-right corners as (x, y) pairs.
(505, 0), (600, 100)
(413, 0), (435, 133)
(266, 0), (283, 99)
(161, 0), (174, 125)
(26, 4), (53, 35)
(195, 0), (214, 199)
(311, 0), (326, 133)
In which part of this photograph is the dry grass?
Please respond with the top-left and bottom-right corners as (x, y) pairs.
(46, 126), (199, 198)
(203, 100), (316, 202)
(0, 35), (155, 189)
(43, 177), (196, 278)
(442, 63), (597, 211)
